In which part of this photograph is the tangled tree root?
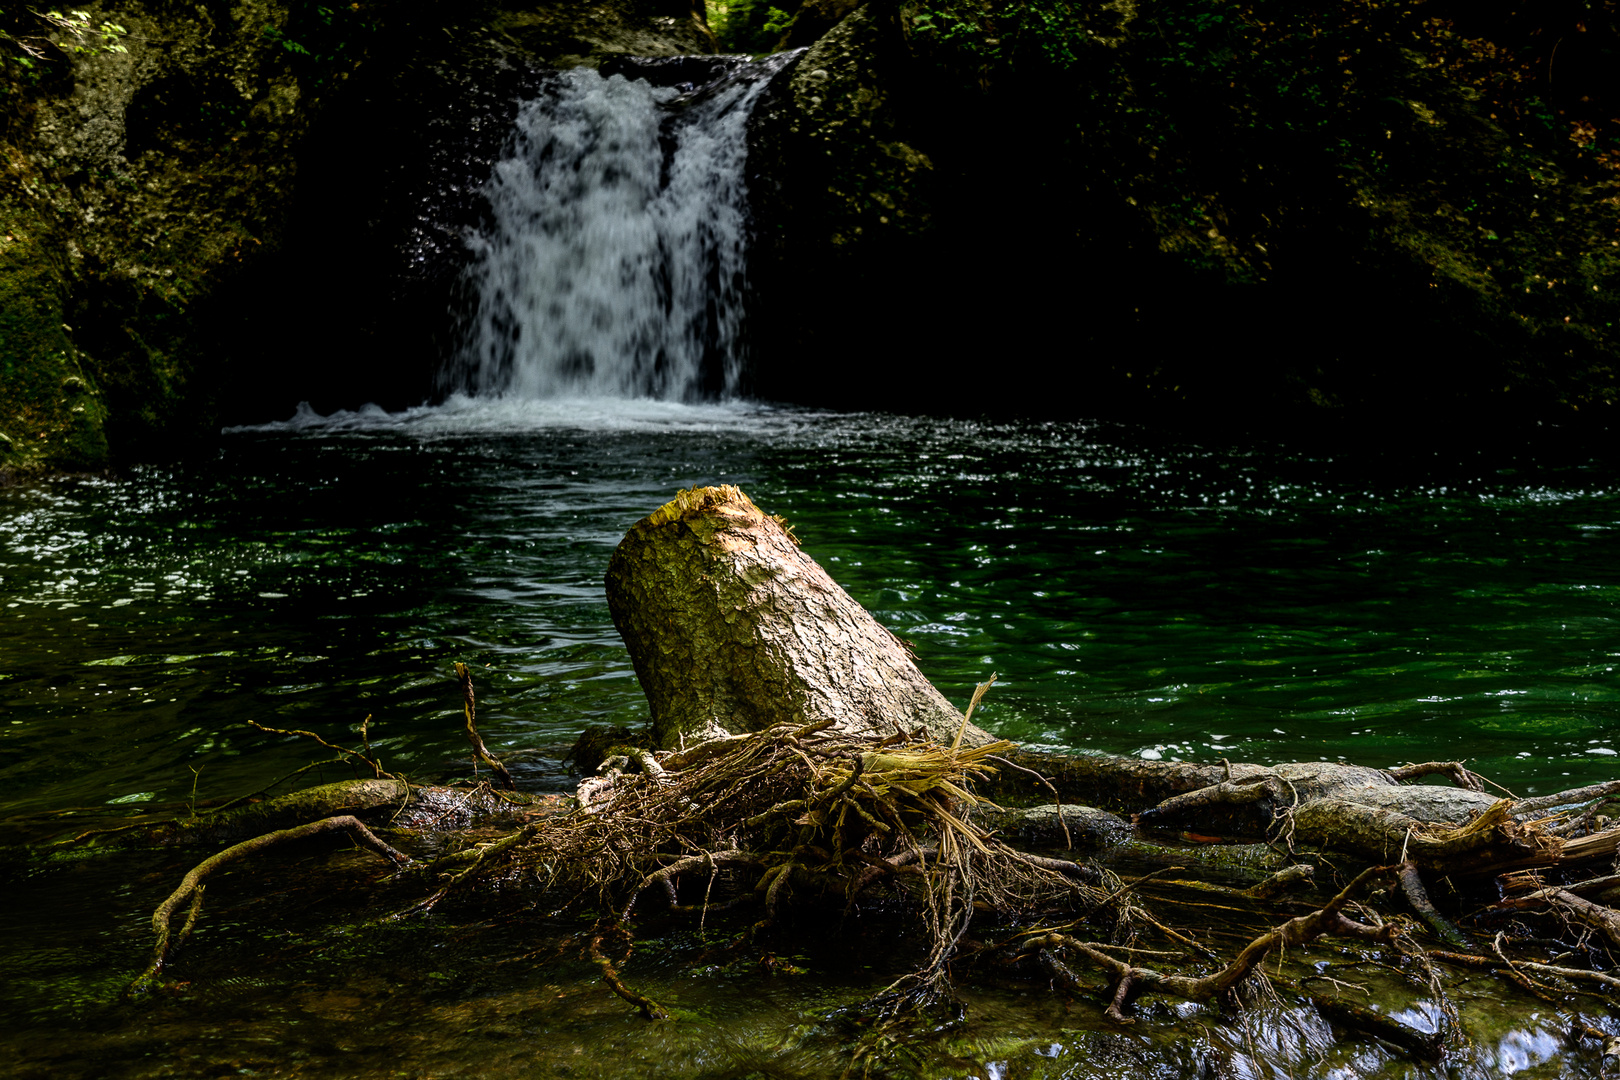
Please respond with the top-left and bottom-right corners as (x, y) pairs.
(124, 696), (1620, 1076)
(422, 702), (1120, 1015)
(1012, 866), (1404, 1024)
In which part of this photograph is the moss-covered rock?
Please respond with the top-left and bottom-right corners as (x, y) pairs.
(788, 4), (935, 241)
(2, 0), (326, 460)
(0, 202), (109, 474)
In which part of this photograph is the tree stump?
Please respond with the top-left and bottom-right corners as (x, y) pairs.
(605, 485), (990, 748)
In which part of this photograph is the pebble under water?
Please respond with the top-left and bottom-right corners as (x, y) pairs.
(2, 400), (1618, 1078)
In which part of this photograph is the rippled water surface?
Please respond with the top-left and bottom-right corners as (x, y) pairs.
(3, 399), (1618, 1077)
(5, 400), (1617, 814)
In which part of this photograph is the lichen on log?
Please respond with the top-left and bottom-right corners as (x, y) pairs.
(605, 484), (989, 748)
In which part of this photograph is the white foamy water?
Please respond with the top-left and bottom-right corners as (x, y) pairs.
(447, 56), (794, 402)
(228, 394), (811, 437)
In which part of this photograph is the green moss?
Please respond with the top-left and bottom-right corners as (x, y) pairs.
(0, 200), (109, 473)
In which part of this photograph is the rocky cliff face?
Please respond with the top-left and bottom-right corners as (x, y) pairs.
(3, 0), (343, 473)
(745, 0), (1620, 425)
(0, 0), (710, 474)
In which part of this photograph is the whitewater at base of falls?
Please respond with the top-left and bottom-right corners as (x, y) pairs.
(442, 54), (797, 404)
(227, 395), (815, 437)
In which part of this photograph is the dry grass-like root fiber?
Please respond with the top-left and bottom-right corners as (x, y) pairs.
(421, 718), (1119, 1016)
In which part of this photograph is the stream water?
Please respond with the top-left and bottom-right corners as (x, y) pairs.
(4, 53), (1619, 1080)
(4, 402), (1619, 1078)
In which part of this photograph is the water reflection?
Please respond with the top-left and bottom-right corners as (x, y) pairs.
(6, 836), (1615, 1079)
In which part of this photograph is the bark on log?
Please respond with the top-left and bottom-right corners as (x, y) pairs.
(606, 485), (989, 748)
(993, 753), (1423, 822)
(51, 779), (411, 851)
(1288, 797), (1527, 868)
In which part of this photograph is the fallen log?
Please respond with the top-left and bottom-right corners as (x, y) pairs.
(589, 487), (1620, 1026)
(605, 485), (989, 748)
(43, 778), (412, 852)
(997, 751), (1608, 879)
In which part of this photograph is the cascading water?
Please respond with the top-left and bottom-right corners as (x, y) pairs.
(449, 54), (796, 402)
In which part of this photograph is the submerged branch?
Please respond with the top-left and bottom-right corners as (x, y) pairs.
(1044, 866), (1402, 1019)
(131, 814), (409, 995)
(1386, 761), (1488, 793)
(1398, 862), (1471, 948)
(589, 921), (668, 1021)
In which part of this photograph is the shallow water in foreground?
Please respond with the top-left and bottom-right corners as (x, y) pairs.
(2, 400), (1618, 1076)
(5, 837), (1614, 1080)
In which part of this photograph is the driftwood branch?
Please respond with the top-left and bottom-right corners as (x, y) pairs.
(1428, 950), (1620, 992)
(621, 849), (765, 920)
(1512, 779), (1620, 817)
(455, 662), (514, 790)
(1386, 761), (1488, 793)
(131, 814), (409, 994)
(589, 921), (668, 1020)
(1135, 771), (1272, 827)
(1042, 866), (1401, 1020)
(249, 720), (395, 781)
(1397, 862), (1471, 947)
(1508, 888), (1620, 949)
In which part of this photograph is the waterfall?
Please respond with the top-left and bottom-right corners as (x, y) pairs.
(449, 55), (794, 402)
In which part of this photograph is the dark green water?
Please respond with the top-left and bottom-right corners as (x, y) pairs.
(3, 401), (1618, 1077)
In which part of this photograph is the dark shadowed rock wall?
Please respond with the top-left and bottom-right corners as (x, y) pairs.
(744, 0), (1620, 428)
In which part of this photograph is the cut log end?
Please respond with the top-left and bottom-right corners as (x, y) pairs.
(644, 483), (763, 530)
(607, 485), (991, 750)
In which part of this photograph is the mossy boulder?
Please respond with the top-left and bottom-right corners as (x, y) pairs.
(3, 0), (322, 461)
